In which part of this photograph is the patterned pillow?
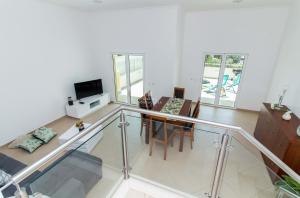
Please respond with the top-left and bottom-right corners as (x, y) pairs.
(7, 134), (31, 149)
(32, 127), (56, 143)
(0, 170), (11, 187)
(18, 136), (43, 153)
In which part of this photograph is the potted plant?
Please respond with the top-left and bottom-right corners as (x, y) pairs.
(75, 120), (85, 132)
(275, 175), (300, 197)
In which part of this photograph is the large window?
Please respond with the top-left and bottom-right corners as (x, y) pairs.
(200, 54), (246, 108)
(112, 54), (144, 105)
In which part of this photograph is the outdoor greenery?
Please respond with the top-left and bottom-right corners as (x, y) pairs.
(204, 54), (245, 68)
(275, 175), (300, 196)
(205, 55), (222, 65)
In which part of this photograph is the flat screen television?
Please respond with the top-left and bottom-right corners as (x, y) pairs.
(74, 79), (103, 100)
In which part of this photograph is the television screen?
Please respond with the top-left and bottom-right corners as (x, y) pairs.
(74, 79), (103, 100)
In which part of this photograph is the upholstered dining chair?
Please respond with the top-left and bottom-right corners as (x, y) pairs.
(149, 115), (175, 160)
(139, 91), (154, 137)
(173, 87), (185, 99)
(138, 96), (148, 136)
(173, 99), (200, 149)
(145, 91), (153, 110)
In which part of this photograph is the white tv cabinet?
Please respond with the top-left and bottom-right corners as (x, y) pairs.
(66, 93), (110, 119)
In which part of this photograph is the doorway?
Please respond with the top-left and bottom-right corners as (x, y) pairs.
(200, 54), (246, 108)
(112, 53), (144, 105)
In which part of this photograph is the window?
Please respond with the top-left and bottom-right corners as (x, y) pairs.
(200, 54), (246, 108)
(112, 54), (144, 105)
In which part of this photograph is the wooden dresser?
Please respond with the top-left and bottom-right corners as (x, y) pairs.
(254, 103), (300, 182)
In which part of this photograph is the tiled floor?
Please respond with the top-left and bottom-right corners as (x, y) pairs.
(125, 189), (152, 198)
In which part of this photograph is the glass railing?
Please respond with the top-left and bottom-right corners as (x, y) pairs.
(124, 112), (220, 197)
(0, 110), (123, 198)
(219, 135), (300, 198)
(1, 105), (300, 198)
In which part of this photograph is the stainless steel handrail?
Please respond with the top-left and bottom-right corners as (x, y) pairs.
(122, 105), (300, 184)
(0, 105), (122, 191)
(1, 104), (300, 193)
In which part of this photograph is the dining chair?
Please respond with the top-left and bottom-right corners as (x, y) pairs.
(149, 115), (175, 160)
(206, 75), (229, 95)
(173, 87), (185, 99)
(139, 91), (153, 137)
(145, 91), (153, 110)
(226, 73), (241, 93)
(173, 99), (200, 149)
(138, 96), (148, 136)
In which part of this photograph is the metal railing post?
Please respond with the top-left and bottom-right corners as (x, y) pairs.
(119, 110), (130, 179)
(210, 132), (230, 198)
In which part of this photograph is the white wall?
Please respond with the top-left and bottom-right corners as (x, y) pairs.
(268, 0), (300, 118)
(0, 1), (295, 146)
(180, 6), (289, 111)
(87, 6), (181, 102)
(0, 0), (97, 145)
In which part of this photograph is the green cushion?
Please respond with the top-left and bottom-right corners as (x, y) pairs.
(18, 136), (43, 153)
(33, 127), (56, 143)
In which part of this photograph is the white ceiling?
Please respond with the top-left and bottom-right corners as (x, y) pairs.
(45, 0), (292, 11)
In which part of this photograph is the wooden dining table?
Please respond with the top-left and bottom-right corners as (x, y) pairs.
(145, 96), (192, 152)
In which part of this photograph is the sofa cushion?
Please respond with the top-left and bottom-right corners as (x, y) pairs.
(0, 153), (26, 175)
(51, 178), (85, 198)
(33, 127), (56, 144)
(29, 150), (102, 197)
(7, 134), (31, 149)
(18, 136), (43, 153)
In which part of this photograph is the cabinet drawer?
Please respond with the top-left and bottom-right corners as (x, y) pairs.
(264, 112), (280, 135)
(273, 132), (289, 159)
(262, 155), (279, 176)
(255, 118), (276, 147)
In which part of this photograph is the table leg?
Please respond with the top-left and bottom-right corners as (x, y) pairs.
(179, 130), (184, 152)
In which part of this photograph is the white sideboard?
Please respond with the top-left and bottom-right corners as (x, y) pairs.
(66, 93), (110, 119)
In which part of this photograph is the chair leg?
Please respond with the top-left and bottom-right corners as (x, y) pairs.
(190, 136), (193, 149)
(140, 119), (143, 136)
(192, 131), (195, 142)
(179, 131), (184, 152)
(164, 144), (167, 160)
(149, 139), (153, 156)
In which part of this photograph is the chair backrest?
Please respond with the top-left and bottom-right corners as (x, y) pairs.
(193, 100), (200, 116)
(138, 96), (147, 109)
(222, 75), (229, 86)
(191, 99), (200, 127)
(145, 91), (153, 110)
(173, 87), (185, 99)
(138, 96), (148, 118)
(233, 73), (241, 85)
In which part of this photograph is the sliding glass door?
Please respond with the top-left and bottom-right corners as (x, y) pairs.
(201, 54), (223, 105)
(113, 54), (144, 105)
(200, 54), (246, 108)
